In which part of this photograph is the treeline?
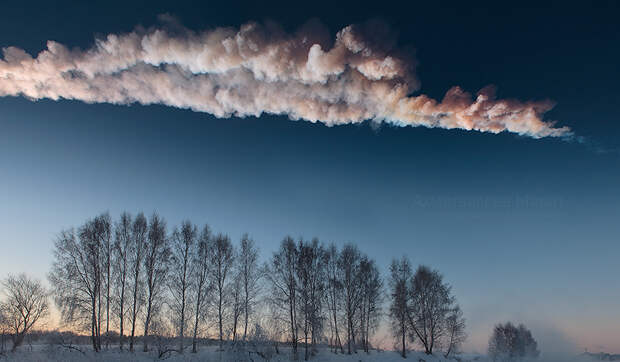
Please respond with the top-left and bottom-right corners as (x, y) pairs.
(2, 211), (468, 360)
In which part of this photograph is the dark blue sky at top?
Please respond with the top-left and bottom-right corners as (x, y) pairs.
(0, 0), (619, 352)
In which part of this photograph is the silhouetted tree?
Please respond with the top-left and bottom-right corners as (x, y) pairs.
(0, 274), (49, 351)
(191, 224), (211, 353)
(112, 212), (132, 351)
(325, 244), (344, 354)
(49, 215), (108, 352)
(238, 234), (261, 341)
(444, 305), (466, 358)
(143, 213), (170, 352)
(388, 257), (412, 358)
(230, 268), (243, 342)
(306, 239), (327, 356)
(406, 265), (455, 355)
(168, 220), (196, 353)
(358, 256), (382, 353)
(488, 322), (539, 361)
(210, 233), (234, 350)
(94, 213), (112, 349)
(296, 238), (327, 360)
(337, 243), (362, 354)
(266, 236), (299, 359)
(128, 212), (147, 352)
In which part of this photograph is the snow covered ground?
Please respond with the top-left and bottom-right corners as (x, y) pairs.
(0, 345), (599, 362)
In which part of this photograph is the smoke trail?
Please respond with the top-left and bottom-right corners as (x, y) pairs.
(0, 18), (571, 138)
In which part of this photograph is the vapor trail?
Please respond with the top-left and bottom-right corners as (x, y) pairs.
(0, 18), (570, 138)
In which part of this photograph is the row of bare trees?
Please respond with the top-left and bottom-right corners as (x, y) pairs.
(0, 211), (467, 359)
(388, 257), (466, 358)
(266, 239), (383, 360)
(48, 212), (261, 354)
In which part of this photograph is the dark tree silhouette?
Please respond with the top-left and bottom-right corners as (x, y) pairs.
(128, 212), (147, 352)
(488, 322), (540, 361)
(266, 236), (299, 359)
(168, 220), (197, 353)
(388, 257), (412, 358)
(112, 212), (132, 351)
(143, 213), (170, 352)
(49, 214), (110, 352)
(0, 274), (49, 351)
(190, 224), (211, 353)
(210, 233), (234, 350)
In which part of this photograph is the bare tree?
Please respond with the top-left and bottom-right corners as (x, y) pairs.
(296, 238), (327, 361)
(358, 256), (382, 353)
(266, 236), (299, 359)
(128, 212), (147, 352)
(168, 220), (196, 353)
(0, 274), (49, 351)
(190, 224), (211, 353)
(388, 257), (412, 358)
(444, 305), (466, 358)
(0, 304), (8, 354)
(337, 243), (362, 354)
(308, 239), (327, 356)
(112, 212), (132, 351)
(93, 213), (112, 349)
(238, 234), (261, 341)
(49, 218), (106, 352)
(210, 233), (234, 350)
(229, 270), (243, 342)
(143, 212), (170, 352)
(488, 322), (539, 361)
(325, 244), (343, 354)
(406, 265), (454, 355)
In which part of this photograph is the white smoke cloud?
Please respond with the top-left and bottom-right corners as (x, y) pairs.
(0, 18), (571, 138)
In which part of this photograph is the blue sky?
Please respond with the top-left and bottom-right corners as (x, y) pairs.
(1, 0), (619, 354)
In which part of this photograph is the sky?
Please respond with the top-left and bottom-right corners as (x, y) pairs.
(1, 0), (619, 355)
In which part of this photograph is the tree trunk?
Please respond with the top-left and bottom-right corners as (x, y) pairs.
(143, 297), (152, 352)
(192, 287), (201, 353)
(11, 333), (24, 352)
(401, 325), (406, 358)
(106, 259), (110, 350)
(119, 282), (125, 351)
(218, 286), (223, 350)
(243, 293), (249, 340)
(91, 297), (99, 352)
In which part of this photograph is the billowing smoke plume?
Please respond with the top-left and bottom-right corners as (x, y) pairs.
(0, 18), (571, 138)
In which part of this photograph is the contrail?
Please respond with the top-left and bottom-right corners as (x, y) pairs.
(0, 18), (570, 138)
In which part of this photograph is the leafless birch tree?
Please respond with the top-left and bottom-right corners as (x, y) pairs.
(388, 257), (412, 358)
(0, 274), (49, 351)
(238, 233), (261, 341)
(406, 265), (454, 355)
(325, 244), (344, 354)
(337, 243), (362, 354)
(190, 224), (211, 353)
(266, 236), (299, 359)
(444, 305), (466, 358)
(143, 212), (170, 352)
(358, 257), (382, 353)
(210, 233), (234, 350)
(112, 212), (131, 351)
(128, 212), (147, 352)
(168, 220), (196, 353)
(49, 222), (103, 351)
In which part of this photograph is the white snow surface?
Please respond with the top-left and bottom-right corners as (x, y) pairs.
(0, 344), (598, 362)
